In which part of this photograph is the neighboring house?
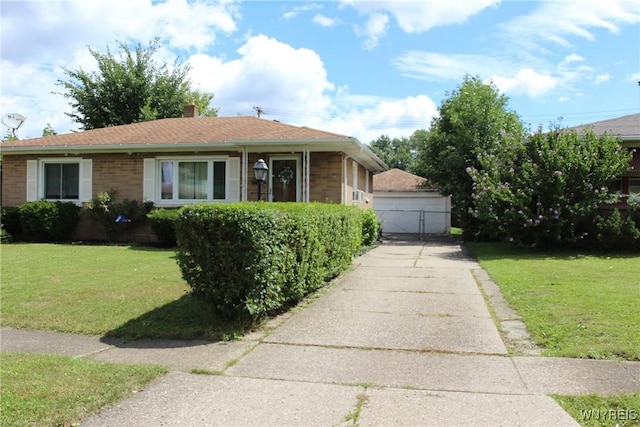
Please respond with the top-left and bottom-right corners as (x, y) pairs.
(373, 168), (451, 235)
(568, 113), (640, 207)
(0, 105), (386, 241)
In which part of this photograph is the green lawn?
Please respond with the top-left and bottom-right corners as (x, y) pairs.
(553, 393), (640, 427)
(0, 243), (251, 340)
(0, 352), (166, 427)
(466, 242), (640, 361)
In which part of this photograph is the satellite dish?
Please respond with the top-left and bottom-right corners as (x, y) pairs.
(2, 113), (26, 137)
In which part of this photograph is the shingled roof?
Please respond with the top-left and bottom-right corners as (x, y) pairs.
(568, 113), (640, 140)
(0, 115), (387, 172)
(0, 116), (349, 148)
(373, 168), (437, 192)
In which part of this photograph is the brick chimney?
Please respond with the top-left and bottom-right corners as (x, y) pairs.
(183, 103), (199, 118)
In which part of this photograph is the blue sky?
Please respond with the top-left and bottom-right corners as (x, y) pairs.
(1, 0), (639, 143)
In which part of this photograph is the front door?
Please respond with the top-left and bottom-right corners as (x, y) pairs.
(270, 157), (299, 202)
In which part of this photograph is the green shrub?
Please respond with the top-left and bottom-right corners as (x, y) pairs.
(175, 202), (362, 322)
(147, 208), (180, 247)
(361, 208), (381, 246)
(85, 191), (153, 242)
(0, 228), (13, 243)
(595, 209), (640, 251)
(17, 201), (80, 242)
(1, 206), (21, 240)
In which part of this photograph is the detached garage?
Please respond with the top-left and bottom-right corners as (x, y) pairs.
(373, 169), (451, 235)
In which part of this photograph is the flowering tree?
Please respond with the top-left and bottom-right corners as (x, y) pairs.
(467, 127), (631, 247)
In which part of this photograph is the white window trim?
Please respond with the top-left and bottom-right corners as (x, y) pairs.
(32, 158), (92, 204)
(150, 156), (237, 206)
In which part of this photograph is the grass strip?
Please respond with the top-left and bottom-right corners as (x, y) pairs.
(0, 352), (166, 427)
(552, 393), (640, 427)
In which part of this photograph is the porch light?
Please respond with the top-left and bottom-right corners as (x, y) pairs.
(253, 159), (269, 201)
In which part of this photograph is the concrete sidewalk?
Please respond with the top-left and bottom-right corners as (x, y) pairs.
(3, 236), (639, 426)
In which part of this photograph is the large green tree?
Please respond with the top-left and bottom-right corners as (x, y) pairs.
(369, 132), (424, 173)
(416, 75), (524, 236)
(56, 38), (217, 130)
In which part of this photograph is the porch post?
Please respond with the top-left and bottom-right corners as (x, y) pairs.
(242, 147), (248, 201)
(304, 146), (310, 202)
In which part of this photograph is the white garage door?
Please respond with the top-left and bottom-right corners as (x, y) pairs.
(374, 193), (451, 234)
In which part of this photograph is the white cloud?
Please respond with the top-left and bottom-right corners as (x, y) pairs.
(0, 0), (240, 138)
(394, 51), (506, 81)
(0, 0), (240, 65)
(323, 94), (439, 143)
(343, 0), (500, 34)
(187, 36), (437, 142)
(489, 68), (557, 98)
(282, 4), (322, 20)
(312, 14), (340, 27)
(594, 74), (611, 84)
(355, 13), (389, 50)
(627, 73), (640, 82)
(188, 34), (335, 118)
(500, 0), (640, 49)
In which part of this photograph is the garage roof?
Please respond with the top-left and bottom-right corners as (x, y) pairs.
(373, 168), (438, 192)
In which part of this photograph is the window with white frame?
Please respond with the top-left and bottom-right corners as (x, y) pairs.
(155, 158), (230, 202)
(27, 158), (92, 203)
(44, 162), (79, 199)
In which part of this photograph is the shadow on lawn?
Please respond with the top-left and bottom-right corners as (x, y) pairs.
(101, 294), (253, 347)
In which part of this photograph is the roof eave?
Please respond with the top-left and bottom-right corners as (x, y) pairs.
(0, 142), (233, 154)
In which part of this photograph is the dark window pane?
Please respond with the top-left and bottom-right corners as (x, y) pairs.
(61, 163), (79, 199)
(45, 164), (62, 199)
(178, 161), (207, 199)
(213, 161), (226, 200)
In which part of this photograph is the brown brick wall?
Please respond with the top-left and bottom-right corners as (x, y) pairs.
(309, 152), (343, 203)
(1, 155), (27, 206)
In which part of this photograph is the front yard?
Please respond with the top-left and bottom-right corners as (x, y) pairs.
(0, 244), (251, 340)
(1, 242), (638, 426)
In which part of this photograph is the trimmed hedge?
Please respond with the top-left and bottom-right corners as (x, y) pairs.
(147, 208), (180, 247)
(175, 202), (364, 321)
(17, 201), (80, 242)
(1, 206), (21, 241)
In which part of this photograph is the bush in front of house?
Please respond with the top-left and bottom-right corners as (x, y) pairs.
(85, 191), (153, 242)
(467, 127), (630, 247)
(1, 206), (21, 241)
(175, 202), (363, 321)
(17, 201), (80, 242)
(360, 208), (381, 246)
(595, 208), (640, 251)
(147, 208), (180, 247)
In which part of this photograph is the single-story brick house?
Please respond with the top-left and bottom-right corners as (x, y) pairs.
(569, 112), (640, 207)
(0, 105), (386, 241)
(373, 168), (451, 235)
